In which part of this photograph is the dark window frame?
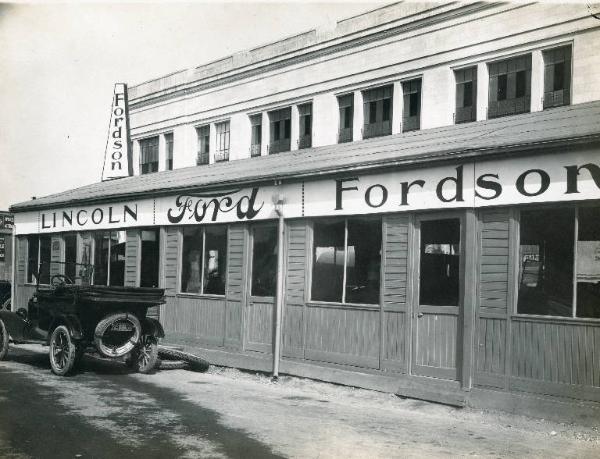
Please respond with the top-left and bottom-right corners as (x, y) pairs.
(26, 235), (51, 285)
(250, 114), (262, 157)
(543, 45), (572, 109)
(402, 78), (422, 132)
(338, 93), (354, 143)
(165, 133), (174, 171)
(250, 223), (278, 298)
(215, 120), (230, 162)
(196, 125), (210, 165)
(488, 54), (531, 118)
(91, 230), (127, 287)
(298, 103), (312, 149)
(362, 85), (393, 139)
(454, 66), (477, 124)
(139, 136), (159, 174)
(268, 107), (292, 154)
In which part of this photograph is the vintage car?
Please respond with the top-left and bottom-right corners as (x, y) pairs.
(0, 280), (10, 310)
(0, 263), (165, 376)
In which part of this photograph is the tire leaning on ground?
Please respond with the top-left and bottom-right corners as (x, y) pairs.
(129, 335), (158, 374)
(94, 312), (141, 358)
(49, 325), (77, 376)
(0, 318), (9, 360)
(158, 347), (210, 372)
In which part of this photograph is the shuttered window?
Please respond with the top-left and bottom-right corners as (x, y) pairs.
(362, 85), (393, 139)
(139, 136), (159, 174)
(543, 45), (571, 109)
(402, 79), (421, 132)
(338, 94), (353, 143)
(250, 114), (262, 157)
(298, 103), (312, 149)
(165, 133), (174, 170)
(455, 67), (477, 123)
(488, 54), (531, 118)
(215, 121), (230, 162)
(196, 125), (210, 165)
(268, 107), (291, 154)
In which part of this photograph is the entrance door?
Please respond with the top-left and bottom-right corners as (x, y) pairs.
(412, 215), (463, 380)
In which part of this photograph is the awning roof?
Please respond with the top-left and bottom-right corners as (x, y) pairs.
(11, 101), (600, 212)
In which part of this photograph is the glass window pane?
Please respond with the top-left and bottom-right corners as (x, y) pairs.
(93, 232), (110, 286)
(64, 234), (77, 281)
(203, 226), (227, 295)
(345, 218), (382, 304)
(109, 231), (126, 287)
(251, 225), (278, 297)
(181, 227), (203, 293)
(311, 221), (345, 302)
(38, 236), (51, 285)
(140, 229), (160, 288)
(419, 219), (460, 306)
(576, 206), (600, 318)
(518, 208), (574, 316)
(27, 236), (39, 283)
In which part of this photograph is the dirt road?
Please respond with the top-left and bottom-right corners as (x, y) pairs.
(1, 344), (599, 458)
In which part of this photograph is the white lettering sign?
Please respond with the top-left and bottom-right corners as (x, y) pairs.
(101, 83), (132, 181)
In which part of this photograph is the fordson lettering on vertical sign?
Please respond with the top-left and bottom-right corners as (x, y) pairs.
(167, 188), (264, 223)
(41, 205), (138, 229)
(101, 83), (132, 181)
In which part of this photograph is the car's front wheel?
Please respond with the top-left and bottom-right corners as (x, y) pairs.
(49, 325), (77, 376)
(128, 335), (158, 374)
(0, 318), (9, 360)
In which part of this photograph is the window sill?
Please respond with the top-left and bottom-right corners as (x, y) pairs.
(511, 314), (600, 325)
(306, 300), (379, 311)
(176, 292), (226, 301)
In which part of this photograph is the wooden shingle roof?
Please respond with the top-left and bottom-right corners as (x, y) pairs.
(11, 101), (600, 212)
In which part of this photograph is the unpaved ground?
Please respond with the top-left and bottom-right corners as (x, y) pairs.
(1, 344), (599, 458)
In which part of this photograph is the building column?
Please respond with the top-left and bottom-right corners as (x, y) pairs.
(392, 81), (403, 134)
(476, 62), (489, 121)
(353, 90), (364, 141)
(261, 112), (270, 156)
(290, 105), (299, 151)
(132, 140), (141, 176)
(530, 49), (544, 113)
(461, 209), (478, 391)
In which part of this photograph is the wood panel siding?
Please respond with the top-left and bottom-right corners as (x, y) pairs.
(163, 227), (179, 294)
(414, 312), (459, 376)
(14, 237), (33, 310)
(226, 225), (245, 349)
(511, 319), (600, 390)
(475, 209), (511, 387)
(282, 221), (307, 358)
(161, 295), (225, 346)
(124, 230), (139, 287)
(382, 215), (410, 371)
(305, 304), (380, 368)
(245, 298), (274, 353)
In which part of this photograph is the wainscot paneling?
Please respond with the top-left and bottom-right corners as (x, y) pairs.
(226, 225), (245, 349)
(305, 304), (380, 369)
(476, 317), (506, 377)
(282, 220), (307, 358)
(162, 295), (225, 346)
(511, 319), (600, 390)
(414, 312), (459, 372)
(381, 215), (410, 372)
(245, 297), (274, 354)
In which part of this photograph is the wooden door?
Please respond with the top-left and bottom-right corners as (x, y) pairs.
(411, 214), (463, 380)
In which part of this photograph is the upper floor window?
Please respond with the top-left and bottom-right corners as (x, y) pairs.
(165, 133), (173, 171)
(140, 136), (159, 174)
(363, 85), (392, 139)
(338, 94), (353, 143)
(488, 54), (531, 118)
(250, 114), (262, 157)
(543, 45), (571, 109)
(298, 103), (312, 149)
(455, 67), (477, 124)
(268, 107), (291, 154)
(402, 78), (421, 132)
(215, 121), (230, 162)
(27, 235), (51, 284)
(196, 125), (210, 165)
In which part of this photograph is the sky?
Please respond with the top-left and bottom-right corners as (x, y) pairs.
(0, 1), (381, 211)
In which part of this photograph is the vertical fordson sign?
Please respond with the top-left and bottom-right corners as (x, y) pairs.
(101, 83), (132, 181)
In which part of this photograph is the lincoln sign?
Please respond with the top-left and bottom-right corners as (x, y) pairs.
(14, 149), (600, 234)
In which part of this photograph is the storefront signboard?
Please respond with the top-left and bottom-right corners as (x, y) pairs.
(13, 149), (600, 235)
(101, 83), (132, 181)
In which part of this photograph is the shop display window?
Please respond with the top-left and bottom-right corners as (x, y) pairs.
(251, 224), (278, 297)
(311, 217), (381, 304)
(92, 230), (126, 286)
(181, 225), (227, 295)
(64, 234), (78, 281)
(27, 235), (51, 284)
(518, 206), (600, 319)
(140, 229), (160, 288)
(419, 219), (461, 306)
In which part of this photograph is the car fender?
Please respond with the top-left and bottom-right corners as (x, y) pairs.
(48, 315), (83, 343)
(0, 309), (29, 341)
(141, 317), (165, 339)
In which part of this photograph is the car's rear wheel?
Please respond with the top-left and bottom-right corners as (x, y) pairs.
(0, 318), (9, 360)
(49, 325), (77, 376)
(129, 335), (158, 374)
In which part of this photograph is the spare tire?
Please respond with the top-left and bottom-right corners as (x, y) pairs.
(94, 312), (141, 358)
(158, 346), (209, 372)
